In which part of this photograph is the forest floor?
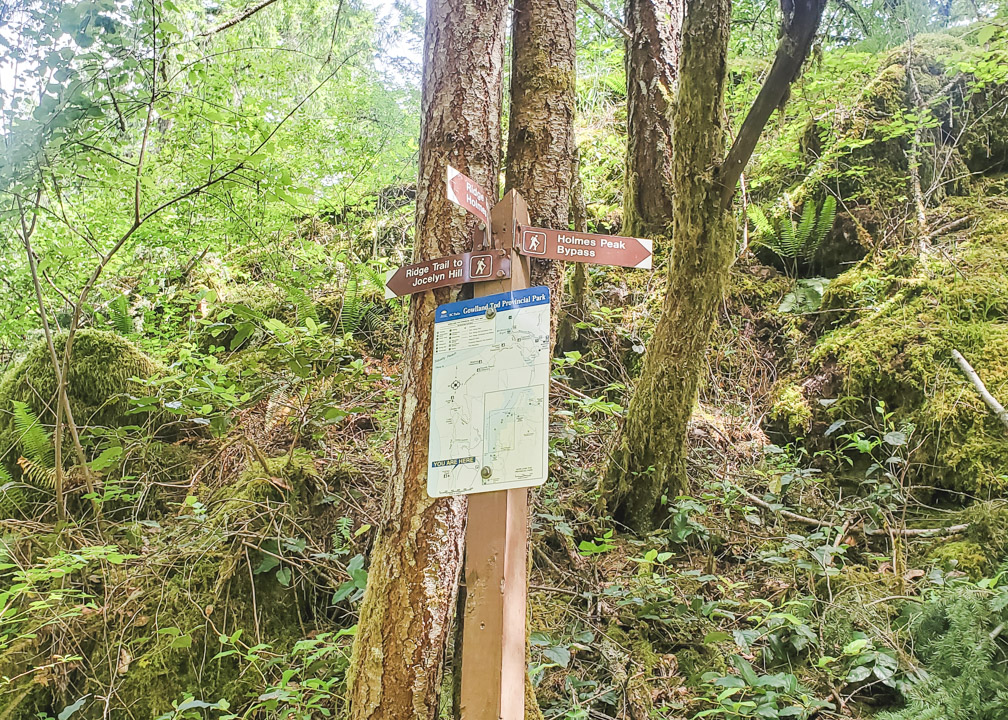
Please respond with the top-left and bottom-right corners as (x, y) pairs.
(3, 192), (1007, 720)
(3, 25), (1008, 719)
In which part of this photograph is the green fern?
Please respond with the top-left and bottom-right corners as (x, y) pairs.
(12, 401), (54, 468)
(110, 294), (134, 336)
(749, 196), (838, 270)
(0, 463), (24, 518)
(338, 262), (391, 335)
(747, 204), (774, 239)
(812, 196), (837, 256)
(288, 287), (319, 325)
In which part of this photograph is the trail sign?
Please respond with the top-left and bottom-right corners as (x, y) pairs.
(427, 287), (551, 497)
(447, 165), (492, 229)
(384, 250), (510, 298)
(518, 225), (653, 269)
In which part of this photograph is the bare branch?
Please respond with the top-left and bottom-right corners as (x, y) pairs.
(579, 0), (630, 40)
(718, 0), (827, 207)
(953, 349), (1008, 432)
(201, 0), (283, 36)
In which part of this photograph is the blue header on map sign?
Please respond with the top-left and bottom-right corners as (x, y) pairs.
(434, 285), (550, 323)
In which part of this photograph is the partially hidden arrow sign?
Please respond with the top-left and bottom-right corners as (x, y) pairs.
(446, 165), (492, 229)
(385, 250), (510, 298)
(517, 226), (653, 269)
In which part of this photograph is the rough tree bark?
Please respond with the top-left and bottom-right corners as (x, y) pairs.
(602, 0), (826, 531)
(623, 0), (682, 239)
(345, 0), (507, 714)
(502, 0), (576, 715)
(504, 0), (576, 337)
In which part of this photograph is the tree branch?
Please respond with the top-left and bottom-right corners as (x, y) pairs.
(201, 0), (283, 36)
(579, 0), (630, 40)
(718, 0), (827, 207)
(953, 349), (1008, 432)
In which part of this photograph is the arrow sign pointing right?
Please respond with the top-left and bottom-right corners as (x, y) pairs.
(517, 226), (653, 269)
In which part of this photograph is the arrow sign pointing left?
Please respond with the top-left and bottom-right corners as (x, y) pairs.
(385, 250), (511, 298)
(446, 165), (492, 229)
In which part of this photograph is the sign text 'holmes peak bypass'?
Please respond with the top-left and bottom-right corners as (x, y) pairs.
(519, 226), (652, 269)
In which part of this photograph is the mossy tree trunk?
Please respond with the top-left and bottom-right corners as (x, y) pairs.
(345, 0), (507, 714)
(623, 0), (681, 239)
(602, 0), (827, 531)
(504, 0), (576, 341)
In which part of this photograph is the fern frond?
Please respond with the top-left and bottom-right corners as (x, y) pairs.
(0, 465), (25, 518)
(11, 401), (54, 468)
(747, 205), (774, 241)
(796, 201), (817, 247)
(264, 386), (293, 432)
(810, 195), (837, 257)
(288, 287), (319, 325)
(779, 216), (799, 259)
(16, 457), (55, 491)
(111, 294), (133, 336)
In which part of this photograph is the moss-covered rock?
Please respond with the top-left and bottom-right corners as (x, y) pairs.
(0, 330), (162, 475)
(799, 205), (1008, 495)
(927, 540), (991, 579)
(768, 381), (813, 436)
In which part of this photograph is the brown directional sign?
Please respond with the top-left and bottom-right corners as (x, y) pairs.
(447, 165), (492, 229)
(385, 250), (510, 298)
(517, 225), (653, 269)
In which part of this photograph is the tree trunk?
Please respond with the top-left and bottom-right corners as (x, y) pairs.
(346, 0), (507, 714)
(602, 0), (732, 531)
(601, 0), (826, 531)
(505, 0), (576, 340)
(503, 2), (575, 715)
(623, 0), (681, 239)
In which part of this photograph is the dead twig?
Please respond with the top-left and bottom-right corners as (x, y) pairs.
(952, 349), (1008, 432)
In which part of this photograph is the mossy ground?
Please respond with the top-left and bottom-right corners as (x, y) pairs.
(0, 330), (162, 477)
(805, 202), (1008, 495)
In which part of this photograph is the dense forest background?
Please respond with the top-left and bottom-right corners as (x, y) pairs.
(2, 0), (1008, 718)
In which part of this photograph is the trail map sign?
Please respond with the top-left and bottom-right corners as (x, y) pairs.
(427, 286), (551, 497)
(379, 165), (656, 720)
(518, 225), (653, 269)
(384, 250), (510, 298)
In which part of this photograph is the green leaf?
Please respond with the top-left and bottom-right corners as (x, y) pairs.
(170, 633), (193, 649)
(58, 696), (89, 720)
(542, 645), (570, 667)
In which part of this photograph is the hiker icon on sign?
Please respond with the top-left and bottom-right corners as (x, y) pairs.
(523, 230), (546, 256)
(470, 254), (491, 278)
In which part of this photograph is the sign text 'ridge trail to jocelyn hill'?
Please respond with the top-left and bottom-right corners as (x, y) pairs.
(385, 250), (511, 298)
(446, 165), (492, 229)
(518, 225), (653, 269)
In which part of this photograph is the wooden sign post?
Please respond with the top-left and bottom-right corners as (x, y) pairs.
(460, 190), (532, 720)
(382, 166), (653, 720)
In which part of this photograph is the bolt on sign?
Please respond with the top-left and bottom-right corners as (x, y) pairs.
(427, 287), (551, 497)
(384, 250), (510, 298)
(518, 225), (653, 269)
(446, 164), (491, 228)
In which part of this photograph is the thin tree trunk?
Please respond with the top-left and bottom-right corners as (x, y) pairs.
(602, 0), (732, 531)
(622, 0), (681, 239)
(346, 0), (508, 714)
(504, 2), (575, 715)
(505, 0), (577, 343)
(601, 0), (826, 531)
